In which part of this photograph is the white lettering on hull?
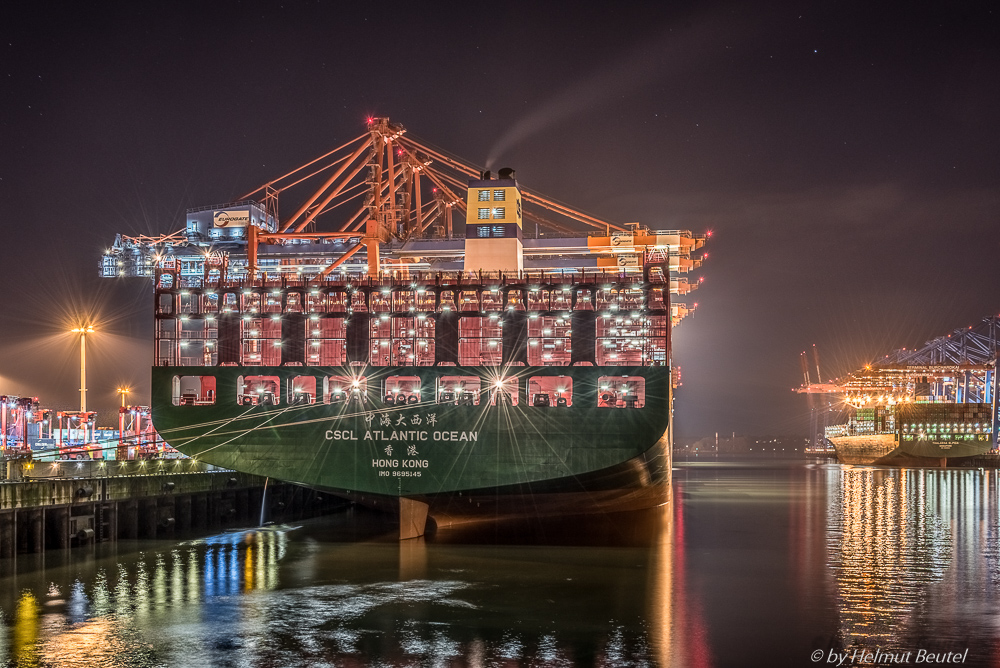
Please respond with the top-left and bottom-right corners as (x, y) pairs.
(325, 421), (481, 478)
(433, 431), (478, 441)
(324, 430), (359, 441)
(326, 428), (478, 443)
(370, 459), (429, 469)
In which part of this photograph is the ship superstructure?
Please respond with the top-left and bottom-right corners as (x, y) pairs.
(101, 118), (707, 328)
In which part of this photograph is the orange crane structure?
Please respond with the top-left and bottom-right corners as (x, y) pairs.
(101, 117), (708, 324)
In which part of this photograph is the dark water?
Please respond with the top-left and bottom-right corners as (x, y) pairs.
(3, 459), (1000, 667)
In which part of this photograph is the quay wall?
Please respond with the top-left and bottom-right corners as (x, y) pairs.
(0, 459), (345, 557)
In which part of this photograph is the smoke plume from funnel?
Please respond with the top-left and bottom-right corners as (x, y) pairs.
(485, 11), (742, 169)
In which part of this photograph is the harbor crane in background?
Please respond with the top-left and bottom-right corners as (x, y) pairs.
(796, 316), (1000, 449)
(100, 117), (708, 326)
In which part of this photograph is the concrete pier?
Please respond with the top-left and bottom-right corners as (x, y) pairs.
(0, 459), (345, 556)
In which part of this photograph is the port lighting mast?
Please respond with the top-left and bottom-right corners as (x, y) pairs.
(71, 326), (94, 413)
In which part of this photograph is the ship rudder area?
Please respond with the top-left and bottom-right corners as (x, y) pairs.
(398, 497), (429, 540)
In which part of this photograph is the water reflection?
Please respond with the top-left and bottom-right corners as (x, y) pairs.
(0, 510), (681, 666)
(828, 466), (1000, 661)
(830, 468), (949, 649)
(0, 529), (287, 667)
(11, 592), (39, 666)
(3, 463), (1000, 665)
(648, 483), (712, 668)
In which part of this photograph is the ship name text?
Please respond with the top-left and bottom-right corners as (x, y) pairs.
(324, 429), (479, 442)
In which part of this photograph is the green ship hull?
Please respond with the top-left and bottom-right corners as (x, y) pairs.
(828, 403), (993, 465)
(151, 365), (671, 517)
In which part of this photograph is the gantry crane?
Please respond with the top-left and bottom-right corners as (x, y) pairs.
(101, 118), (709, 323)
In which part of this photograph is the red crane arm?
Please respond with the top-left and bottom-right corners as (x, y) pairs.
(280, 137), (373, 232)
(239, 134), (368, 200)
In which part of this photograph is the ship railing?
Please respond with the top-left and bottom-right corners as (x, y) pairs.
(170, 270), (659, 293)
(583, 229), (698, 238)
(405, 229), (700, 241)
(185, 199), (262, 214)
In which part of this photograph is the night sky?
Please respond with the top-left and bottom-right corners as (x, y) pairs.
(2, 1), (997, 436)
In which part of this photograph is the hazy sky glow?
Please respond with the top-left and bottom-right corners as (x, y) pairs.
(1, 1), (997, 434)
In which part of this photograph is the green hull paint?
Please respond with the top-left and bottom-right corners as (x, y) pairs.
(830, 402), (993, 465)
(152, 366), (671, 499)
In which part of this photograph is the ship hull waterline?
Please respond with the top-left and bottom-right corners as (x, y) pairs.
(830, 433), (992, 466)
(151, 365), (672, 527)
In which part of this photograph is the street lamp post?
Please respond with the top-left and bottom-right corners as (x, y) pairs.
(117, 387), (130, 459)
(71, 326), (95, 413)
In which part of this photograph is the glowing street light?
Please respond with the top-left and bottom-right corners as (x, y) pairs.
(71, 325), (95, 412)
(117, 387), (130, 408)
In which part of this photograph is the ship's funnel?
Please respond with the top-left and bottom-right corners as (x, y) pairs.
(464, 169), (523, 274)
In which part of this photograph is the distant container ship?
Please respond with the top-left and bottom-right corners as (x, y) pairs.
(827, 402), (993, 465)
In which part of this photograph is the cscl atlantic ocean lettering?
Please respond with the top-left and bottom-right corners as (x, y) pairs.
(325, 429), (358, 440)
(325, 429), (479, 442)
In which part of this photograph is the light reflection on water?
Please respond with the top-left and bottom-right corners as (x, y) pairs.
(828, 466), (1000, 657)
(2, 462), (1000, 666)
(1, 530), (287, 667)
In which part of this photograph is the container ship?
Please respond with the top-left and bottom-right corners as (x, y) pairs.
(799, 330), (998, 466)
(128, 121), (707, 536)
(826, 377), (993, 465)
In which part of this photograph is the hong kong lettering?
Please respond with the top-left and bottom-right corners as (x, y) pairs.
(371, 459), (430, 469)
